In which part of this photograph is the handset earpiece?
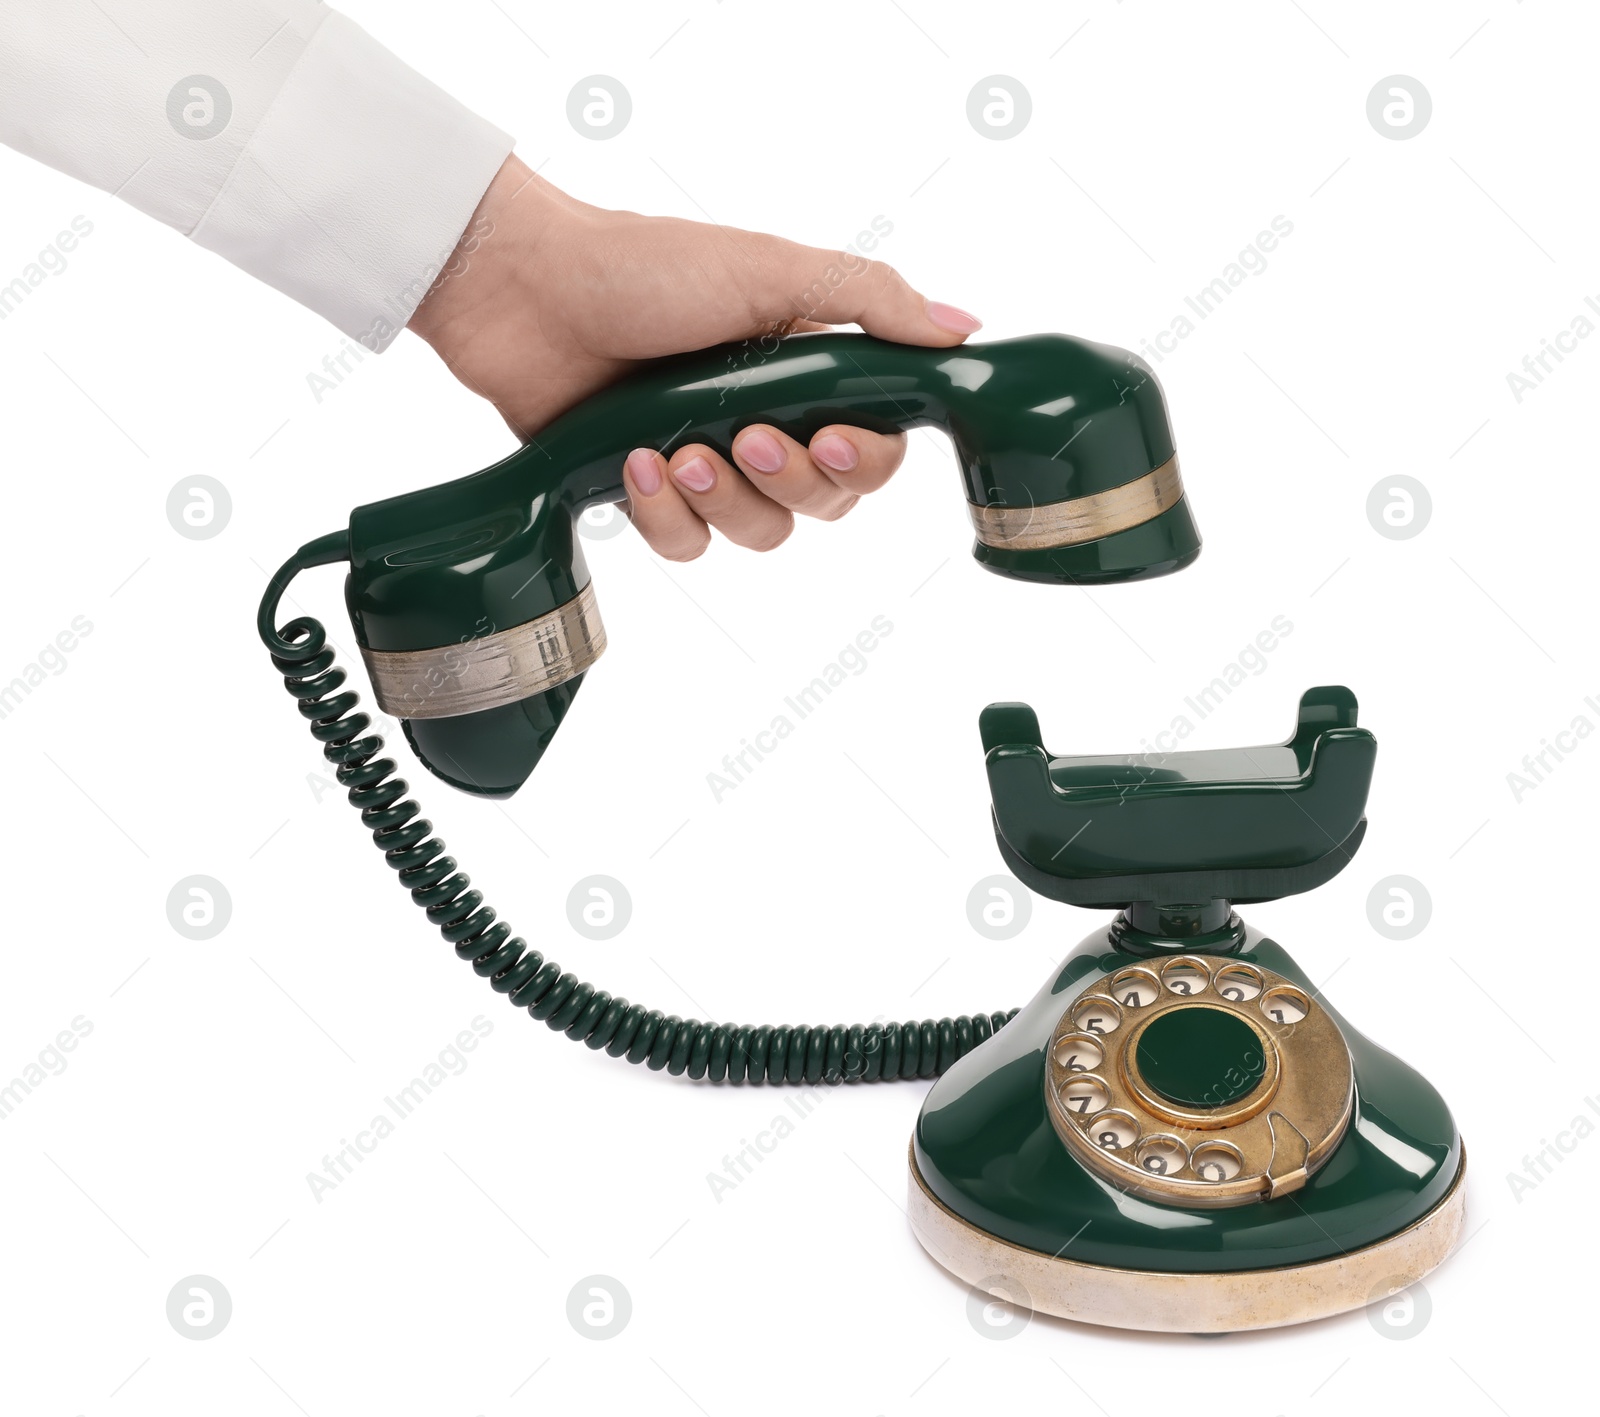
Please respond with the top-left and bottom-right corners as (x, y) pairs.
(265, 331), (1200, 797)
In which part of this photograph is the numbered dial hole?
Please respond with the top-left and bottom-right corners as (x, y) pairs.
(1261, 986), (1310, 1027)
(1053, 1034), (1104, 1073)
(1190, 1142), (1244, 1183)
(1071, 996), (1122, 1037)
(1110, 969), (1161, 1010)
(1087, 1111), (1139, 1152)
(1161, 960), (1210, 997)
(1060, 1075), (1110, 1116)
(1214, 965), (1264, 1003)
(1135, 1136), (1189, 1178)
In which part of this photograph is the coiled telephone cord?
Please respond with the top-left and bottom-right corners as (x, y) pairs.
(260, 537), (1016, 1085)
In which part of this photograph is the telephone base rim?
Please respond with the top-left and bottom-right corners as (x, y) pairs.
(906, 1142), (1466, 1333)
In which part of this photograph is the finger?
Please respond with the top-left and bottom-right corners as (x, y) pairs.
(736, 235), (982, 346)
(731, 424), (904, 513)
(805, 425), (907, 496)
(729, 424), (854, 520)
(623, 448), (710, 561)
(666, 443), (795, 552)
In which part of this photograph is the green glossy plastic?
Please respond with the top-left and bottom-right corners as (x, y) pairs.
(350, 329), (1196, 646)
(401, 676), (587, 798)
(344, 330), (1197, 653)
(1135, 1006), (1264, 1107)
(914, 922), (1462, 1273)
(330, 331), (1199, 794)
(983, 687), (1376, 894)
(915, 683), (1461, 1273)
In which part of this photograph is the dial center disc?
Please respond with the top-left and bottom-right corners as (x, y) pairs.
(1133, 1005), (1266, 1108)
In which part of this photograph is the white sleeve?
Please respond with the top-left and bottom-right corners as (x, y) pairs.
(0, 0), (513, 350)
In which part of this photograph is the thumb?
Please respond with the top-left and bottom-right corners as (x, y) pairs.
(746, 236), (982, 346)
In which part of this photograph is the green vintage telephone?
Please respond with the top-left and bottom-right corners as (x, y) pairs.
(259, 331), (1462, 1331)
(911, 689), (1463, 1330)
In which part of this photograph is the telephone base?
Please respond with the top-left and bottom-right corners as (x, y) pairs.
(907, 919), (1465, 1331)
(908, 1144), (1466, 1333)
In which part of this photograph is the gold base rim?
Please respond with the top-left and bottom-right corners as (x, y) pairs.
(907, 1141), (1466, 1332)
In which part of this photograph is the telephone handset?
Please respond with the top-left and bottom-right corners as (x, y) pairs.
(258, 333), (1461, 1333)
(261, 331), (1200, 799)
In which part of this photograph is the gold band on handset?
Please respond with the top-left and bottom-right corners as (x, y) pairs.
(361, 583), (606, 720)
(967, 455), (1184, 551)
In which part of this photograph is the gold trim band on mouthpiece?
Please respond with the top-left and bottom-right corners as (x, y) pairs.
(968, 455), (1184, 551)
(361, 583), (606, 721)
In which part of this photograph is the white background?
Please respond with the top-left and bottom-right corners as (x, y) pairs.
(2, 0), (1595, 1412)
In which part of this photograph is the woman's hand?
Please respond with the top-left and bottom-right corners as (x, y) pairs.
(408, 154), (981, 560)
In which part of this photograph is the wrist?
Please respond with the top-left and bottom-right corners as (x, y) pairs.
(408, 153), (551, 357)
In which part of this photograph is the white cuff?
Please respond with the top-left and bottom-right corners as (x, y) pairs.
(189, 12), (512, 351)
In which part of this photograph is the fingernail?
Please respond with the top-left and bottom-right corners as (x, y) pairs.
(626, 448), (661, 496)
(926, 300), (983, 334)
(810, 434), (858, 473)
(672, 455), (716, 493)
(736, 429), (786, 474)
